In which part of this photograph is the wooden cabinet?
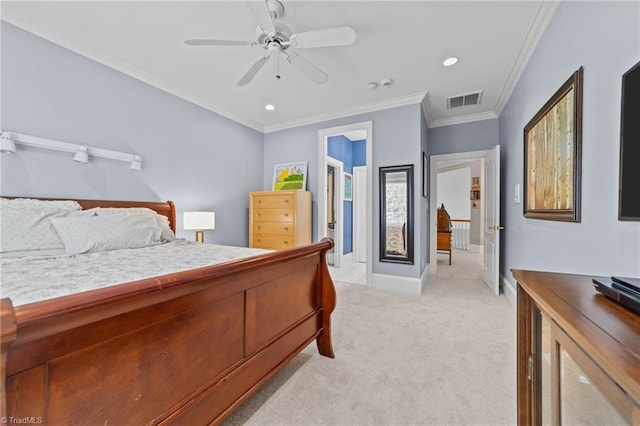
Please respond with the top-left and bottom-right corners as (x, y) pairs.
(437, 204), (452, 265)
(249, 190), (312, 250)
(512, 270), (640, 425)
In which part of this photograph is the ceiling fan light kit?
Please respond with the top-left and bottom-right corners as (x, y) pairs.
(184, 0), (357, 86)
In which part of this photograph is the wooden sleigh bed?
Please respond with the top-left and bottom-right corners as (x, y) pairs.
(0, 198), (336, 425)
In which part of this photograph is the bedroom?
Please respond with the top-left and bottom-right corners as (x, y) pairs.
(1, 0), (639, 424)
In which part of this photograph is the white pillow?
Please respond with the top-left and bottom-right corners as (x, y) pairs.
(92, 207), (175, 241)
(50, 214), (163, 254)
(0, 208), (93, 253)
(1, 198), (81, 211)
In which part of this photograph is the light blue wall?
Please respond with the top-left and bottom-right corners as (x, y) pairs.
(263, 104), (424, 278)
(0, 22), (264, 246)
(353, 139), (366, 167)
(427, 119), (498, 156)
(328, 135), (353, 255)
(499, 1), (640, 281)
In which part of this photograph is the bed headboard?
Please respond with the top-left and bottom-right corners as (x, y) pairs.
(3, 197), (177, 232)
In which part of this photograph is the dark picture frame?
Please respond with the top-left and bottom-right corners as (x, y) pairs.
(523, 67), (583, 222)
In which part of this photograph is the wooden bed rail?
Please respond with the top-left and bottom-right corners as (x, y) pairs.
(0, 299), (17, 420)
(0, 238), (336, 425)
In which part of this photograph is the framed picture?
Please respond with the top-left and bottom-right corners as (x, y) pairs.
(344, 172), (353, 201)
(422, 152), (428, 198)
(524, 67), (583, 222)
(272, 161), (308, 191)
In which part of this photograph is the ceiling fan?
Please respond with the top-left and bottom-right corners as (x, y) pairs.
(184, 0), (356, 86)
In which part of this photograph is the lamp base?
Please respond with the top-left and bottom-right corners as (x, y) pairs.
(195, 230), (205, 243)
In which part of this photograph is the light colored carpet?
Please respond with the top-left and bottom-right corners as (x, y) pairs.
(224, 249), (516, 425)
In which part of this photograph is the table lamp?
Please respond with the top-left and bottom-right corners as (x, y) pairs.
(183, 211), (215, 243)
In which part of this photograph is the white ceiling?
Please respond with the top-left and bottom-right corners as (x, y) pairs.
(1, 1), (558, 133)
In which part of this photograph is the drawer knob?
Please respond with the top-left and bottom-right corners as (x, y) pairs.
(257, 238), (261, 242)
(258, 200), (262, 204)
(283, 240), (289, 244)
(284, 226), (289, 231)
(258, 212), (261, 217)
(258, 225), (262, 230)
(284, 213), (289, 217)
(284, 199), (289, 203)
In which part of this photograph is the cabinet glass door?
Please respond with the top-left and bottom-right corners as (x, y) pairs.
(559, 346), (627, 424)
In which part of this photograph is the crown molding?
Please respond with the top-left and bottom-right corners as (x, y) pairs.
(420, 92), (434, 128)
(429, 111), (498, 128)
(494, 0), (560, 115)
(1, 9), (264, 133)
(263, 92), (426, 133)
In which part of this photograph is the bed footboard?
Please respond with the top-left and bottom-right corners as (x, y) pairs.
(0, 239), (335, 425)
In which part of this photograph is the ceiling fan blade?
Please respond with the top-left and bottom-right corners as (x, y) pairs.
(286, 53), (328, 84)
(185, 39), (254, 47)
(238, 55), (270, 86)
(290, 26), (356, 49)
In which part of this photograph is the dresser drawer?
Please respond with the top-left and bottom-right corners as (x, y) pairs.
(437, 232), (451, 250)
(253, 209), (294, 222)
(253, 222), (294, 236)
(252, 194), (294, 209)
(252, 235), (294, 250)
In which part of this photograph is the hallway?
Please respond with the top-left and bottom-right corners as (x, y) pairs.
(328, 261), (366, 285)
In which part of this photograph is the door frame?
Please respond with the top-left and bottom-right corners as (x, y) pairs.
(353, 165), (367, 263)
(326, 157), (344, 267)
(429, 148), (496, 278)
(317, 121), (373, 286)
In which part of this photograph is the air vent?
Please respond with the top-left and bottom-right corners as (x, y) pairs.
(447, 91), (483, 109)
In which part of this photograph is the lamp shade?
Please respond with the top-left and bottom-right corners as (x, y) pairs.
(183, 211), (215, 230)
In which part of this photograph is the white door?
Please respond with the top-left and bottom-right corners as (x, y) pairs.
(483, 145), (501, 295)
(353, 166), (367, 263)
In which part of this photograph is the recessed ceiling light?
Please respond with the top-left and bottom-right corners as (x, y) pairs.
(264, 104), (275, 111)
(443, 57), (458, 67)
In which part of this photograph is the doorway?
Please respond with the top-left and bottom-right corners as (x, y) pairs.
(317, 121), (373, 286)
(326, 159), (343, 267)
(429, 146), (501, 295)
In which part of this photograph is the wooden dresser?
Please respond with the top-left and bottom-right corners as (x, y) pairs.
(512, 270), (640, 425)
(249, 190), (312, 250)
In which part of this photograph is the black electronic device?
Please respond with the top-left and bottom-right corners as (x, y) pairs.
(619, 60), (640, 220)
(593, 277), (640, 315)
(612, 275), (640, 293)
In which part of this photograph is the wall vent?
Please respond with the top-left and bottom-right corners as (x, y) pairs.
(447, 91), (483, 109)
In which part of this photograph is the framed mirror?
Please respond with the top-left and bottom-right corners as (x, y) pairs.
(379, 165), (414, 264)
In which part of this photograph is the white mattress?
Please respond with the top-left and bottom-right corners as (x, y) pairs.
(0, 239), (269, 306)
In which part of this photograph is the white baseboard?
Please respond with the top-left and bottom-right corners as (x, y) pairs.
(342, 252), (353, 264)
(372, 273), (423, 295)
(500, 274), (517, 309)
